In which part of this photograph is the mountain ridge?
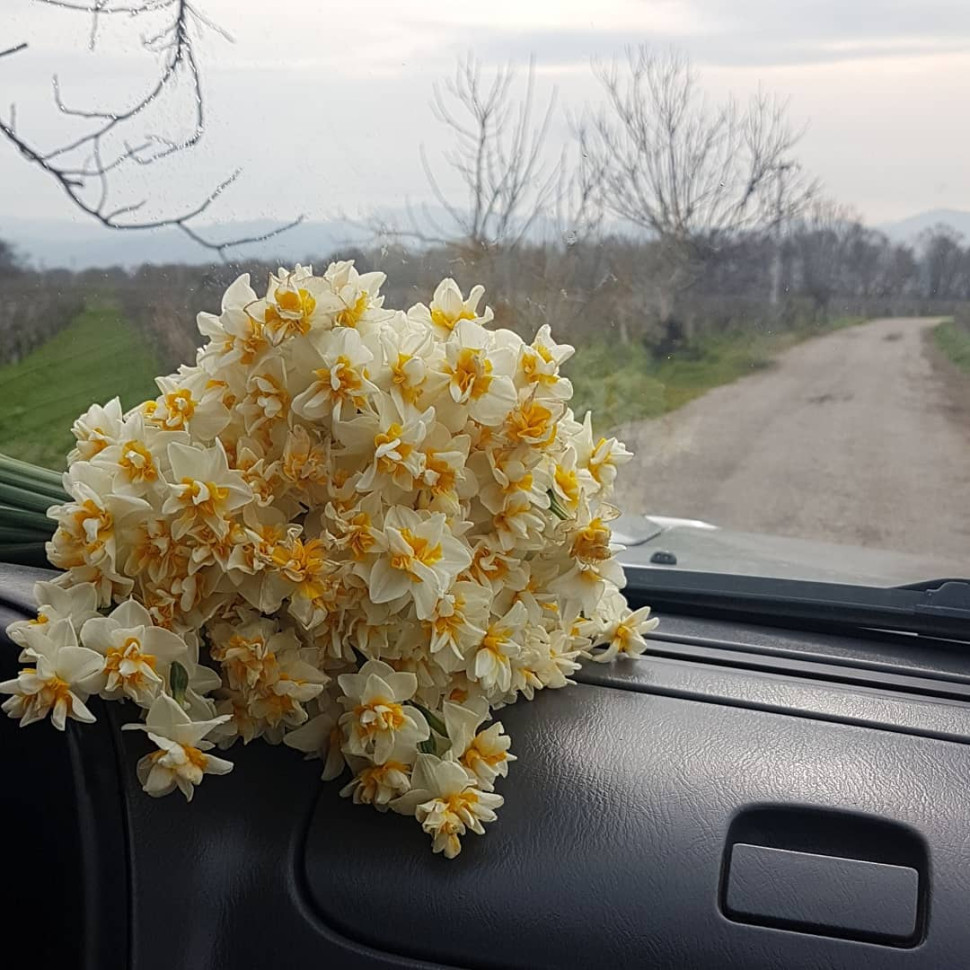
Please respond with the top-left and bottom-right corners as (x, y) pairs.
(6, 208), (970, 269)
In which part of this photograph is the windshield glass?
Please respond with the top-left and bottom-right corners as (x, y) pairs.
(1, 0), (967, 585)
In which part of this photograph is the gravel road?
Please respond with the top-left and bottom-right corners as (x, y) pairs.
(613, 317), (970, 563)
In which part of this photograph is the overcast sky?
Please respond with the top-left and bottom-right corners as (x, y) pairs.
(2, 0), (969, 233)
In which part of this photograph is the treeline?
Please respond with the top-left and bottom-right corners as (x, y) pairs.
(0, 248), (84, 366)
(3, 214), (970, 374)
(96, 215), (970, 371)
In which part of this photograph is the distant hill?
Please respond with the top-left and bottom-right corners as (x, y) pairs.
(1, 216), (377, 271)
(10, 208), (970, 269)
(1, 206), (568, 270)
(879, 209), (970, 244)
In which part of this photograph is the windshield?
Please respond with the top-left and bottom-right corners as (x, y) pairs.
(1, 0), (967, 586)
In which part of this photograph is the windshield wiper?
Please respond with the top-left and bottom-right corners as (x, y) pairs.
(622, 567), (970, 641)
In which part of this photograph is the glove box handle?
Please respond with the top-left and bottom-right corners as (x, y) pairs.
(720, 805), (927, 947)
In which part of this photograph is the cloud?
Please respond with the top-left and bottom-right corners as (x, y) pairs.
(468, 27), (970, 73)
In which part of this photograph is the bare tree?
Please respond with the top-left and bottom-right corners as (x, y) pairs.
(789, 199), (857, 319)
(0, 1), (301, 260)
(590, 48), (814, 243)
(555, 118), (608, 245)
(918, 224), (966, 300)
(586, 48), (815, 343)
(405, 54), (560, 254)
(0, 237), (24, 277)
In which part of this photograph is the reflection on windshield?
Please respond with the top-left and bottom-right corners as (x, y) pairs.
(1, 0), (968, 583)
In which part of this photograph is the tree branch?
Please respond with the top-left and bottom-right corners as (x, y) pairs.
(0, 1), (302, 261)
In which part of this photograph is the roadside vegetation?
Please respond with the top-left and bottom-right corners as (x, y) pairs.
(0, 301), (159, 469)
(933, 318), (970, 375)
(568, 317), (865, 431)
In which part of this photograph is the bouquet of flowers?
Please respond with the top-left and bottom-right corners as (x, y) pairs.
(1, 262), (657, 858)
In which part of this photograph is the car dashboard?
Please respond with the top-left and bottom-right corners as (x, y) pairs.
(3, 563), (970, 969)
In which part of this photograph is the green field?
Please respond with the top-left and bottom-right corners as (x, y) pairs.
(567, 317), (865, 431)
(933, 318), (970, 374)
(0, 302), (160, 470)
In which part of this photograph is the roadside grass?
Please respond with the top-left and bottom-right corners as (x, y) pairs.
(567, 316), (865, 431)
(933, 318), (970, 374)
(0, 301), (160, 470)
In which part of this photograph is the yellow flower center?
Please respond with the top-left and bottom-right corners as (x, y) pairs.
(391, 352), (422, 404)
(448, 348), (493, 399)
(391, 528), (443, 578)
(356, 761), (409, 801)
(71, 499), (113, 552)
(238, 317), (269, 364)
(506, 400), (555, 444)
(354, 698), (407, 736)
(430, 305), (475, 332)
(265, 287), (315, 337)
(151, 744), (208, 770)
(462, 739), (506, 769)
(374, 423), (414, 473)
(179, 479), (230, 520)
(588, 437), (612, 483)
(521, 348), (558, 386)
(120, 440), (157, 482)
(346, 511), (376, 560)
(159, 389), (196, 430)
(481, 623), (510, 656)
(335, 291), (369, 328)
(443, 789), (479, 815)
(571, 518), (612, 563)
(554, 465), (580, 505)
(614, 622), (634, 650)
(271, 537), (330, 599)
(104, 636), (159, 693)
(315, 356), (364, 404)
(424, 451), (457, 496)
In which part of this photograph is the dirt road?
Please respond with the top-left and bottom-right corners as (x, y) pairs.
(613, 318), (970, 563)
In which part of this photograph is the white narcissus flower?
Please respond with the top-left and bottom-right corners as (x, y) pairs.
(0, 620), (103, 730)
(238, 355), (291, 435)
(340, 757), (412, 811)
(336, 399), (433, 494)
(123, 694), (233, 801)
(424, 581), (489, 667)
(410, 278), (494, 338)
(441, 320), (517, 427)
(378, 319), (445, 414)
(151, 369), (232, 441)
(575, 411), (634, 492)
(196, 273), (269, 369)
(338, 660), (430, 765)
(292, 327), (378, 423)
(443, 699), (516, 791)
(392, 753), (503, 859)
(466, 601), (527, 695)
(588, 604), (660, 662)
(324, 260), (389, 333)
(47, 462), (151, 602)
(162, 440), (252, 540)
(256, 264), (335, 343)
(89, 410), (188, 496)
(68, 397), (125, 463)
(365, 508), (472, 620)
(80, 599), (190, 706)
(516, 324), (575, 401)
(6, 580), (100, 653)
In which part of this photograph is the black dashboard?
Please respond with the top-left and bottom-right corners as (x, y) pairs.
(3, 563), (970, 969)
